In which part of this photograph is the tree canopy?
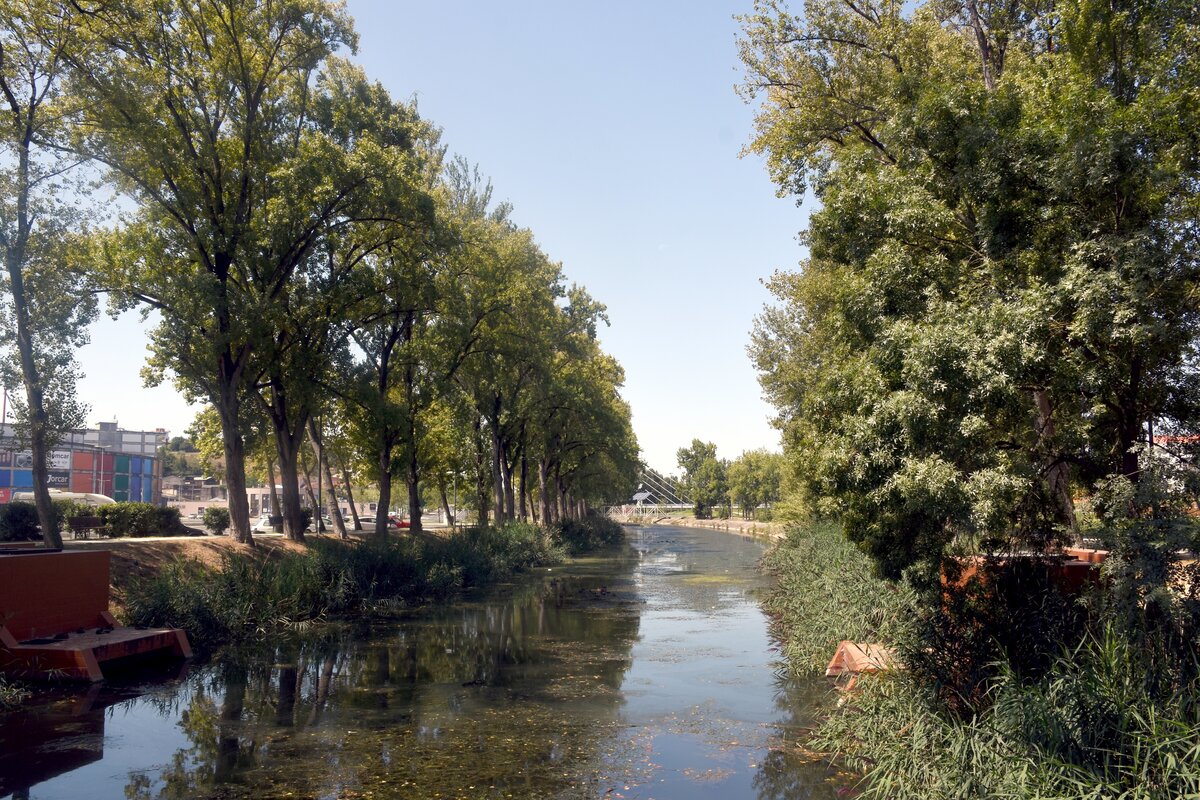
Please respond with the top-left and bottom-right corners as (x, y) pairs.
(740, 0), (1200, 578)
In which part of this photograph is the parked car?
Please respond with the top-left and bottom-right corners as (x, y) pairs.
(387, 514), (410, 529)
(251, 514), (278, 533)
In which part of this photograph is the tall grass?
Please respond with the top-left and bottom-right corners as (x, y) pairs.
(0, 675), (29, 709)
(766, 521), (1200, 799)
(123, 522), (566, 653)
(813, 633), (1200, 799)
(760, 521), (916, 673)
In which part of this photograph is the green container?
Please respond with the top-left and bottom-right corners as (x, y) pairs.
(114, 473), (130, 491)
(113, 490), (128, 502)
(115, 454), (131, 474)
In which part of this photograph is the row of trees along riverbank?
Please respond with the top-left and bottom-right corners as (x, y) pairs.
(0, 1), (638, 549)
(739, 0), (1200, 795)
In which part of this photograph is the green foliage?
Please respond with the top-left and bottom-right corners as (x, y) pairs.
(726, 449), (783, 519)
(740, 0), (1200, 580)
(676, 439), (728, 518)
(554, 514), (624, 554)
(98, 502), (186, 538)
(768, 518), (1200, 798)
(761, 521), (917, 674)
(201, 507), (230, 537)
(122, 523), (564, 653)
(0, 674), (28, 710)
(812, 633), (1200, 800)
(0, 502), (40, 542)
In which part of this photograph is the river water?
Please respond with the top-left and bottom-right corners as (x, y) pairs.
(0, 524), (842, 800)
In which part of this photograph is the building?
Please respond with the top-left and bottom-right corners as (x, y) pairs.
(0, 421), (168, 504)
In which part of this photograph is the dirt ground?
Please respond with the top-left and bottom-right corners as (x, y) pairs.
(64, 534), (337, 609)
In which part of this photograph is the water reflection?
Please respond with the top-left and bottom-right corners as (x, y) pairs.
(2, 525), (845, 800)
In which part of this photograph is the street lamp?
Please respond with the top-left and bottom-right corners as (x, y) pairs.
(94, 445), (112, 497)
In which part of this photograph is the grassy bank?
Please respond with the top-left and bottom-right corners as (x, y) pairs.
(123, 516), (623, 653)
(765, 522), (1200, 799)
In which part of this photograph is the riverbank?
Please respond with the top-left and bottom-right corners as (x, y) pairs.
(765, 522), (1200, 799)
(619, 514), (783, 539)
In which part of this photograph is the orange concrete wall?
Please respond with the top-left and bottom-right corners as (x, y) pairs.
(0, 551), (111, 641)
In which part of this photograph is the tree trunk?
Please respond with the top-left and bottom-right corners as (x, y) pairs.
(4, 119), (59, 547)
(216, 389), (253, 546)
(474, 417), (489, 525)
(519, 452), (529, 522)
(375, 475), (393, 536)
(299, 445), (321, 528)
(407, 454), (423, 535)
(275, 427), (306, 542)
(340, 460), (363, 530)
(1033, 389), (1077, 538)
(439, 483), (453, 528)
(307, 418), (348, 539)
(539, 458), (552, 526)
(491, 420), (506, 526)
(266, 454), (281, 519)
(503, 447), (516, 522)
(557, 472), (568, 522)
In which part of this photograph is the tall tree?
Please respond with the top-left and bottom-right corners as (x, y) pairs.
(0, 0), (96, 546)
(740, 0), (1200, 578)
(71, 0), (358, 543)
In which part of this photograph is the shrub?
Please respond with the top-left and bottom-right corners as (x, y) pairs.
(97, 502), (186, 537)
(202, 507), (230, 536)
(152, 506), (189, 536)
(0, 501), (40, 541)
(554, 514), (624, 554)
(0, 675), (29, 710)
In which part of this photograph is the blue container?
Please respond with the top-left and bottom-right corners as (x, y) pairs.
(132, 457), (142, 475)
(12, 470), (33, 488)
(142, 481), (153, 502)
(143, 458), (153, 475)
(130, 474), (142, 498)
(0, 470), (10, 488)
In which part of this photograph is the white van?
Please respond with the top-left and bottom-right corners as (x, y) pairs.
(10, 489), (117, 506)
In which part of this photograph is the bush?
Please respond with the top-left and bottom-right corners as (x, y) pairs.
(0, 674), (29, 710)
(553, 514), (624, 554)
(202, 507), (230, 536)
(152, 506), (189, 536)
(97, 502), (187, 537)
(0, 501), (41, 541)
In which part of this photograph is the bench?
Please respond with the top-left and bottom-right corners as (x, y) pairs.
(0, 550), (191, 681)
(67, 515), (105, 540)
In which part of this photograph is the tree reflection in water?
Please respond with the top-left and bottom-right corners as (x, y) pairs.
(125, 555), (642, 798)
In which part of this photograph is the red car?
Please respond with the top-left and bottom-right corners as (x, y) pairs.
(387, 515), (410, 529)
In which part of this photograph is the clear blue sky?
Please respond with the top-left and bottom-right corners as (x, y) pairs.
(74, 0), (812, 475)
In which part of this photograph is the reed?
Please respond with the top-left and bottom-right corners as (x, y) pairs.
(122, 522), (569, 653)
(766, 521), (1200, 799)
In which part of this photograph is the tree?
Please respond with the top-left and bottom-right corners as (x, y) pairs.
(676, 439), (727, 518)
(727, 449), (783, 519)
(0, 0), (97, 547)
(70, 0), (359, 544)
(740, 0), (1200, 579)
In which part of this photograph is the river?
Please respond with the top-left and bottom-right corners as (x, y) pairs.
(0, 524), (843, 799)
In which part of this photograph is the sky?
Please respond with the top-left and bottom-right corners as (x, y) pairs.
(71, 0), (813, 475)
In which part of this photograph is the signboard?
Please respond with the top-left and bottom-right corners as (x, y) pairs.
(0, 488), (10, 503)
(0, 451), (12, 467)
(12, 451), (32, 469)
(47, 470), (71, 488)
(49, 451), (71, 470)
